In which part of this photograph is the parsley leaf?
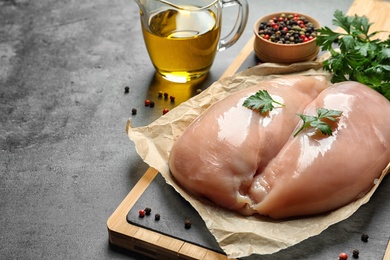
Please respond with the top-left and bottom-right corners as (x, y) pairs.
(316, 10), (390, 101)
(243, 90), (284, 114)
(293, 108), (343, 137)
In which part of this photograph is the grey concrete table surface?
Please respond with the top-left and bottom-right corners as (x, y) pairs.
(0, 0), (354, 259)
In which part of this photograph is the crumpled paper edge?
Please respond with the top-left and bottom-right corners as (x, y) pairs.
(126, 62), (390, 258)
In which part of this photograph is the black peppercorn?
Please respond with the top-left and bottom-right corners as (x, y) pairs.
(361, 233), (369, 242)
(131, 108), (137, 115)
(149, 101), (155, 108)
(154, 214), (160, 221)
(184, 219), (192, 229)
(352, 249), (359, 258)
(124, 86), (129, 93)
(145, 207), (151, 215)
(158, 91), (163, 97)
(164, 92), (168, 99)
(257, 13), (317, 44)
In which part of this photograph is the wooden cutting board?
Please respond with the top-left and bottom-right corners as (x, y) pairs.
(107, 0), (390, 259)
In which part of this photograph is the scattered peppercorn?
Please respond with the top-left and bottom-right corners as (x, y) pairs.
(352, 249), (359, 259)
(144, 99), (151, 106)
(145, 207), (151, 216)
(339, 252), (348, 260)
(149, 101), (155, 108)
(124, 86), (129, 93)
(162, 108), (169, 115)
(361, 234), (369, 242)
(138, 209), (145, 218)
(170, 96), (175, 102)
(257, 13), (317, 44)
(158, 91), (163, 97)
(164, 92), (169, 99)
(155, 214), (160, 221)
(196, 89), (202, 94)
(131, 108), (137, 115)
(184, 219), (192, 229)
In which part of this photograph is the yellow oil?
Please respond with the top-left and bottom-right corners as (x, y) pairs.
(141, 7), (220, 82)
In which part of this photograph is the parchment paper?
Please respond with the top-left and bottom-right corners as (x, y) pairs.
(126, 62), (390, 258)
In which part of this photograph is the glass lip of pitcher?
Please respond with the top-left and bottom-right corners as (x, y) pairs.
(157, 0), (219, 10)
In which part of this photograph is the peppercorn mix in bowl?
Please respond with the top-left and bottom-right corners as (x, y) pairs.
(253, 12), (320, 64)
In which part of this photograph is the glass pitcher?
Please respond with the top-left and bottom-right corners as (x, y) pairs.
(134, 0), (249, 83)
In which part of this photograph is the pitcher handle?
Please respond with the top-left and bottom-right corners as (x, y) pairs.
(219, 0), (249, 51)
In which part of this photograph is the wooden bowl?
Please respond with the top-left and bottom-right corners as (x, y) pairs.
(253, 12), (320, 64)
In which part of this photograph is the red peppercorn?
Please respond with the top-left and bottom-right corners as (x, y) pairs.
(162, 108), (169, 115)
(258, 13), (317, 44)
(339, 252), (348, 260)
(144, 99), (150, 106)
(139, 209), (145, 218)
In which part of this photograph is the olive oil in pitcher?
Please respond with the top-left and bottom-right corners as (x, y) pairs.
(142, 7), (220, 82)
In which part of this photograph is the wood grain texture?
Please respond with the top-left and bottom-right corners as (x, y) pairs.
(106, 161), (231, 258)
(106, 22), (252, 260)
(107, 0), (390, 258)
(220, 35), (255, 79)
(337, 0), (390, 41)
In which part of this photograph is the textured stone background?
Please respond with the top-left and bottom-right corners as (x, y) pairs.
(4, 1), (380, 260)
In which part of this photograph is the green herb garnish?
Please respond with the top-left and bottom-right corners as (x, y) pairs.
(243, 90), (284, 114)
(316, 10), (390, 101)
(294, 108), (343, 137)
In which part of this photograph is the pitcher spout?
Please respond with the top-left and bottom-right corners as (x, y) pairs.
(132, 0), (142, 6)
(132, 0), (146, 14)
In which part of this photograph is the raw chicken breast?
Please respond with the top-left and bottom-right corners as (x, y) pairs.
(249, 81), (390, 219)
(169, 76), (329, 213)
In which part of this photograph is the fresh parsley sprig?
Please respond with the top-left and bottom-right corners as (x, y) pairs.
(293, 108), (343, 137)
(243, 90), (284, 114)
(316, 10), (390, 101)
